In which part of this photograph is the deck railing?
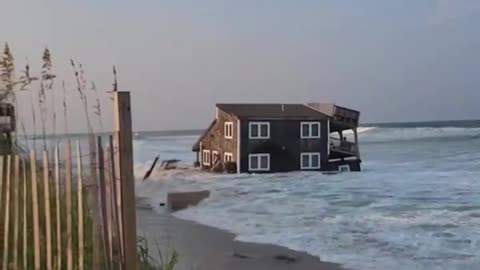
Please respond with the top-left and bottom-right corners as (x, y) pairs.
(330, 137), (357, 155)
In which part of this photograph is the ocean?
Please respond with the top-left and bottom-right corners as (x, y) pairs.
(134, 120), (480, 270)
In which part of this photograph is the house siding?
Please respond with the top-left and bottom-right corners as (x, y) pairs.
(199, 109), (239, 170)
(239, 119), (328, 173)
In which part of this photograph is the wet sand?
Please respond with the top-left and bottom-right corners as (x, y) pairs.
(137, 208), (346, 270)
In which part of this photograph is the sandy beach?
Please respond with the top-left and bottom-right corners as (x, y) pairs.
(137, 208), (346, 270)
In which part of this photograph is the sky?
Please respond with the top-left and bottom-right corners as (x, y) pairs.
(1, 0), (479, 132)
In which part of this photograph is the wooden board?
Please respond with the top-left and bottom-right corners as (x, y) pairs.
(43, 150), (52, 270)
(2, 155), (11, 270)
(12, 155), (20, 269)
(54, 145), (62, 270)
(76, 141), (84, 270)
(65, 141), (73, 270)
(30, 151), (41, 270)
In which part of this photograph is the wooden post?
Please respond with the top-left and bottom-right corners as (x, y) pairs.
(113, 91), (137, 270)
(2, 155), (11, 270)
(12, 155), (20, 270)
(54, 145), (61, 270)
(76, 141), (84, 270)
(65, 141), (73, 270)
(22, 158), (27, 270)
(43, 150), (52, 270)
(88, 134), (102, 270)
(30, 150), (41, 270)
(354, 128), (360, 160)
(97, 137), (111, 270)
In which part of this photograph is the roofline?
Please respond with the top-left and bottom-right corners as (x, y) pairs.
(215, 103), (331, 119)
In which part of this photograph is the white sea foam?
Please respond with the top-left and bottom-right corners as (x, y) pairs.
(134, 127), (480, 270)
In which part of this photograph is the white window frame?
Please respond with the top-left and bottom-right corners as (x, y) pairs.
(212, 150), (219, 165)
(224, 122), (233, 139)
(248, 153), (270, 172)
(300, 152), (321, 169)
(249, 122), (270, 139)
(202, 150), (211, 166)
(224, 152), (233, 162)
(338, 164), (350, 172)
(300, 122), (321, 139)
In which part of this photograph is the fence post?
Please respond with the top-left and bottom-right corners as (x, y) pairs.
(30, 150), (41, 270)
(54, 145), (61, 270)
(12, 155), (20, 270)
(88, 134), (102, 270)
(76, 141), (84, 270)
(109, 135), (123, 269)
(104, 146), (113, 264)
(22, 158), (27, 270)
(43, 150), (52, 270)
(2, 155), (11, 270)
(113, 91), (137, 270)
(0, 156), (3, 210)
(65, 141), (73, 270)
(97, 137), (112, 270)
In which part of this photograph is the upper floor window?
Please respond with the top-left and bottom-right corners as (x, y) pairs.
(249, 122), (270, 139)
(301, 122), (320, 139)
(224, 122), (233, 139)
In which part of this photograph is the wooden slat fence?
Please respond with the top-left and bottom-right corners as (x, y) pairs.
(0, 91), (136, 270)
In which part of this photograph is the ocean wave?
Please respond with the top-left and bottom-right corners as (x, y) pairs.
(359, 127), (480, 143)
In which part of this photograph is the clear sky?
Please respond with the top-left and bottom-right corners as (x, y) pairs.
(1, 0), (479, 132)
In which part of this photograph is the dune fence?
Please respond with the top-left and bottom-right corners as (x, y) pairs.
(0, 91), (137, 270)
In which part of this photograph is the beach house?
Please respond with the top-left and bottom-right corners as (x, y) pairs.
(192, 103), (361, 173)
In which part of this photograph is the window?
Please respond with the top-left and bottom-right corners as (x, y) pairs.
(202, 150), (211, 166)
(338, 165), (350, 172)
(224, 152), (233, 162)
(300, 153), (321, 169)
(249, 122), (270, 139)
(248, 154), (270, 171)
(224, 122), (233, 139)
(212, 151), (219, 165)
(301, 122), (321, 139)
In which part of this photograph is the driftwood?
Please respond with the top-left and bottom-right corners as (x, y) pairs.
(142, 155), (159, 181)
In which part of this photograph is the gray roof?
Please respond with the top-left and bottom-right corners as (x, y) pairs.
(305, 103), (336, 117)
(216, 103), (329, 119)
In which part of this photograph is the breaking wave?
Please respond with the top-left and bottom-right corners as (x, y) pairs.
(358, 127), (480, 144)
